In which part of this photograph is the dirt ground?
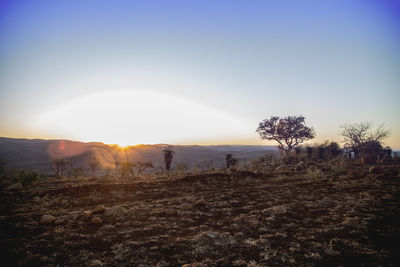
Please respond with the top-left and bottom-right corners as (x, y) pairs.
(1, 163), (399, 266)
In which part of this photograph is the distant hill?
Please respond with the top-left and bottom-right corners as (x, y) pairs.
(0, 137), (277, 175)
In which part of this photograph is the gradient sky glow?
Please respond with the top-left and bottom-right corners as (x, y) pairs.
(1, 0), (399, 148)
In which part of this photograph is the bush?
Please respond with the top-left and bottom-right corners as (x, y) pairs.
(175, 161), (189, 175)
(15, 169), (46, 185)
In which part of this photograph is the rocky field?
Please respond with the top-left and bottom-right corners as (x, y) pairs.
(0, 163), (399, 266)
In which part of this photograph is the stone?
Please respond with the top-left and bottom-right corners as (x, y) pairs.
(40, 215), (56, 224)
(64, 182), (74, 189)
(91, 217), (102, 225)
(271, 205), (287, 215)
(93, 205), (106, 213)
(194, 199), (207, 208)
(55, 219), (65, 225)
(5, 183), (22, 190)
(275, 165), (291, 172)
(182, 263), (206, 267)
(369, 166), (384, 174)
(295, 161), (304, 168)
(319, 197), (336, 208)
(89, 259), (103, 266)
(104, 206), (128, 217)
(83, 210), (92, 218)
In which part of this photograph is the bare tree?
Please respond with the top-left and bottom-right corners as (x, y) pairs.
(135, 161), (154, 175)
(87, 157), (99, 177)
(256, 115), (315, 155)
(341, 122), (389, 159)
(119, 161), (135, 177)
(51, 159), (68, 179)
(162, 145), (175, 173)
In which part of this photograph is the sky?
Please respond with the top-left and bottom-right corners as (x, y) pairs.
(0, 0), (399, 148)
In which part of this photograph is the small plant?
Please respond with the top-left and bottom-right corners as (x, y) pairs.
(72, 167), (85, 178)
(306, 166), (325, 180)
(175, 161), (189, 176)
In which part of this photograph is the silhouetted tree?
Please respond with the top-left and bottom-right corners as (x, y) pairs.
(51, 159), (68, 179)
(256, 116), (315, 155)
(119, 161), (135, 177)
(326, 141), (342, 159)
(341, 122), (389, 159)
(225, 154), (238, 168)
(359, 140), (383, 163)
(162, 145), (175, 173)
(87, 157), (99, 177)
(66, 160), (73, 178)
(135, 161), (154, 175)
(305, 146), (313, 159)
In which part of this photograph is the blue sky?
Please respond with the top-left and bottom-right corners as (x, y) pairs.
(1, 0), (399, 147)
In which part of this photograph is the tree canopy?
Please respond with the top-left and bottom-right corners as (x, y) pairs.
(340, 122), (389, 158)
(256, 115), (315, 155)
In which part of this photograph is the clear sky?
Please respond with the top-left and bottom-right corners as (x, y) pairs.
(1, 0), (399, 148)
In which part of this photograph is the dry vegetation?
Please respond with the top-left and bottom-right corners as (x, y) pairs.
(0, 161), (399, 266)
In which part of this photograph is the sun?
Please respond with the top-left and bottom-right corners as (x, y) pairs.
(117, 143), (130, 149)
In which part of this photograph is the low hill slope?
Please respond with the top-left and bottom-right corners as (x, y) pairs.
(0, 137), (276, 175)
(0, 163), (399, 266)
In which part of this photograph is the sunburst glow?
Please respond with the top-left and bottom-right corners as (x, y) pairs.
(33, 90), (250, 146)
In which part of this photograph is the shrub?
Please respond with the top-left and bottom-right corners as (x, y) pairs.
(15, 169), (46, 185)
(175, 161), (189, 175)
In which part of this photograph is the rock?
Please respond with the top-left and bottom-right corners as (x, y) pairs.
(295, 161), (305, 170)
(93, 205), (106, 213)
(89, 259), (103, 266)
(182, 263), (206, 267)
(83, 210), (92, 218)
(369, 166), (384, 174)
(275, 165), (291, 172)
(104, 206), (128, 217)
(5, 183), (22, 190)
(25, 221), (39, 227)
(319, 197), (336, 208)
(194, 199), (207, 208)
(64, 182), (74, 189)
(54, 219), (65, 225)
(40, 215), (56, 224)
(271, 205), (287, 215)
(91, 217), (102, 225)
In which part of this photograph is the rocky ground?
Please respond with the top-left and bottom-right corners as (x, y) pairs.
(0, 163), (399, 266)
